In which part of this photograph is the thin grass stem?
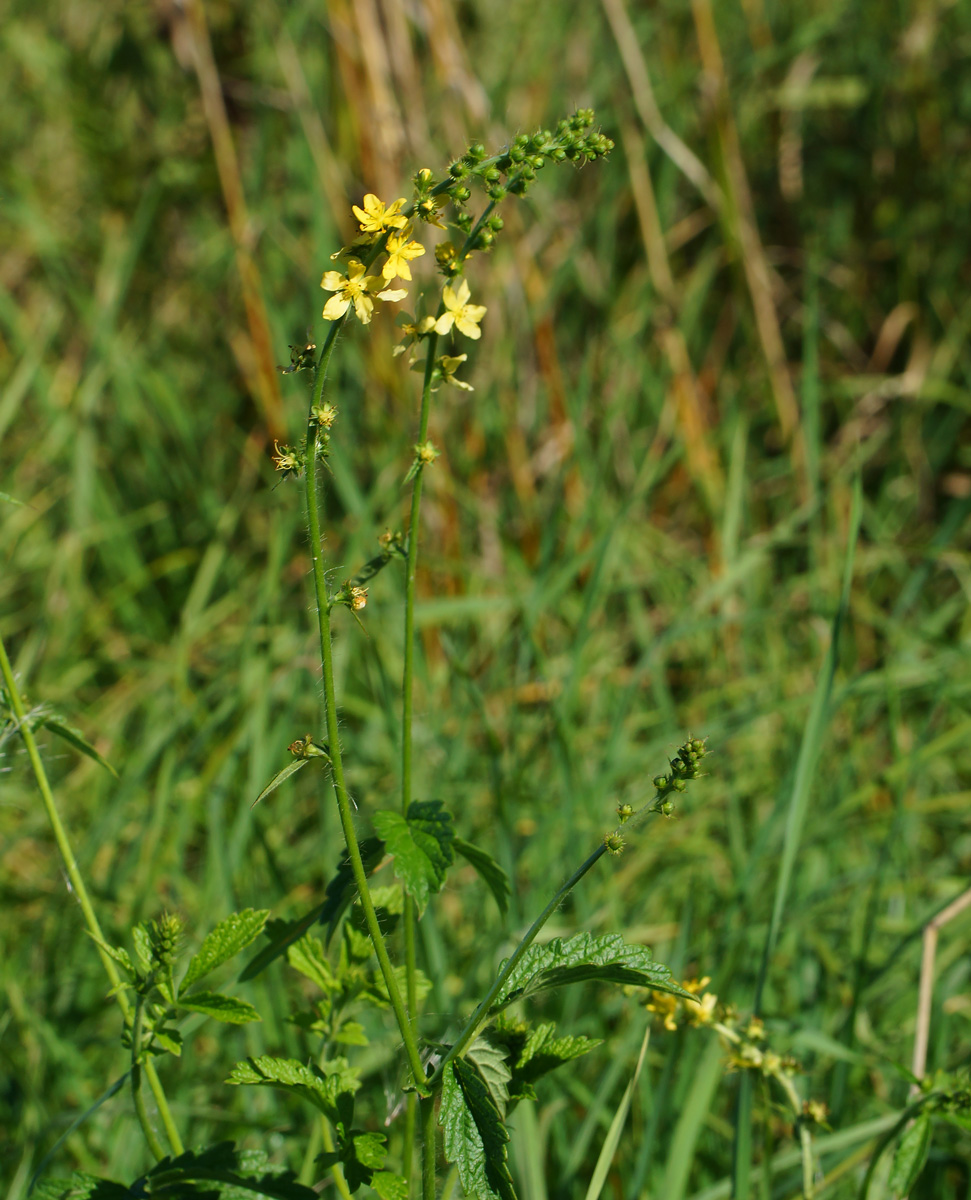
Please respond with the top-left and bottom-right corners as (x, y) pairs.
(0, 632), (184, 1157)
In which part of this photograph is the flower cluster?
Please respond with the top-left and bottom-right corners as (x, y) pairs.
(645, 979), (830, 1132)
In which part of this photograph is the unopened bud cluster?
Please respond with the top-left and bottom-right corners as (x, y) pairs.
(651, 737), (709, 817)
(148, 913), (183, 968)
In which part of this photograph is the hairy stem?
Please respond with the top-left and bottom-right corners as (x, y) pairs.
(304, 343), (429, 1095)
(0, 633), (184, 1157)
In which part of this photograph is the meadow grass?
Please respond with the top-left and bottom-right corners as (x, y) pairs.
(2, 1), (971, 1197)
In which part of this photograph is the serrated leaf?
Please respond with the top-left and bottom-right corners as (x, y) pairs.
(336, 1130), (388, 1193)
(132, 924), (153, 974)
(181, 909), (269, 990)
(466, 1037), (511, 1117)
(252, 758), (310, 807)
(351, 1132), (387, 1170)
(39, 714), (119, 778)
(442, 1060), (517, 1200)
(319, 837), (388, 941)
(335, 1021), (368, 1047)
(151, 1028), (183, 1057)
(370, 1171), (408, 1200)
(454, 838), (510, 916)
(888, 1114), (932, 1194)
(287, 935), (338, 993)
(492, 1021), (601, 1102)
(372, 801), (455, 913)
(143, 1141), (319, 1199)
(227, 1056), (359, 1120)
(32, 1174), (130, 1200)
(490, 933), (686, 1012)
(176, 991), (261, 1024)
(87, 933), (134, 976)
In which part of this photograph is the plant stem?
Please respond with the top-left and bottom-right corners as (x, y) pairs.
(432, 843), (608, 1084)
(420, 1093), (438, 1200)
(0, 632), (184, 1157)
(400, 330), (440, 1181)
(304, 345), (429, 1096)
(130, 998), (167, 1161)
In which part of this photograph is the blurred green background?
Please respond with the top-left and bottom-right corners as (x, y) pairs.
(2, 0), (971, 1196)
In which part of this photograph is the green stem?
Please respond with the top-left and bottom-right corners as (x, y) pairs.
(431, 843), (608, 1085)
(130, 998), (166, 1161)
(303, 344), (429, 1096)
(399, 327), (439, 1182)
(0, 633), (184, 1157)
(420, 1093), (438, 1200)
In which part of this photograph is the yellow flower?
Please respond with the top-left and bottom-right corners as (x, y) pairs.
(439, 353), (474, 391)
(352, 193), (408, 234)
(435, 278), (487, 340)
(383, 233), (426, 281)
(320, 260), (407, 325)
(646, 991), (680, 1031)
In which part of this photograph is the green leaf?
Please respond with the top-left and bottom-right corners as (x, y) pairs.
(87, 933), (134, 977)
(372, 801), (455, 913)
(334, 1021), (368, 1047)
(38, 713), (119, 778)
(491, 1020), (601, 1102)
(441, 1059), (517, 1200)
(131, 923), (153, 974)
(0, 490), (28, 508)
(319, 836), (388, 942)
(143, 1142), (319, 1199)
(454, 838), (510, 916)
(175, 991), (261, 1025)
(490, 933), (686, 1012)
(253, 758), (310, 807)
(287, 934), (338, 994)
(227, 1056), (360, 1120)
(150, 1027), (183, 1057)
(888, 1114), (932, 1194)
(181, 909), (269, 990)
(371, 1171), (408, 1200)
(466, 1037), (511, 1117)
(32, 1174), (130, 1199)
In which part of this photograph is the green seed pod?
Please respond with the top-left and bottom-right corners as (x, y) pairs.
(486, 184), (506, 202)
(661, 800), (675, 816)
(617, 803), (634, 824)
(673, 778), (687, 792)
(448, 160), (468, 179)
(487, 214), (504, 232)
(484, 167), (501, 184)
(653, 775), (669, 790)
(509, 146), (526, 164)
(604, 831), (626, 855)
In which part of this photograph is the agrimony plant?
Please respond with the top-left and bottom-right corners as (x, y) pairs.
(18, 112), (716, 1200)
